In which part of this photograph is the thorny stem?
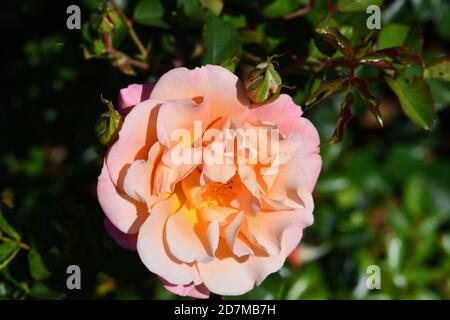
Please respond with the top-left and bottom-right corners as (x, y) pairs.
(111, 0), (148, 60)
(103, 33), (149, 71)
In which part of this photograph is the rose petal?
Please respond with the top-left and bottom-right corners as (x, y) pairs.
(156, 99), (210, 148)
(122, 142), (163, 206)
(103, 218), (137, 251)
(160, 278), (210, 299)
(150, 65), (250, 121)
(137, 193), (202, 286)
(248, 95), (321, 191)
(165, 205), (211, 263)
(197, 242), (257, 296)
(97, 165), (148, 234)
(246, 211), (296, 256)
(118, 83), (155, 115)
(106, 99), (161, 186)
(248, 94), (304, 135)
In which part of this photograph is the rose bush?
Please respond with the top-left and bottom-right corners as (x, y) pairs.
(97, 65), (321, 298)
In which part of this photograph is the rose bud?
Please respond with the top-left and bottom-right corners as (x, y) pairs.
(244, 57), (283, 104)
(95, 96), (122, 146)
(96, 4), (122, 34)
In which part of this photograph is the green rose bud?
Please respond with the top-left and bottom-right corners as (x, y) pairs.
(244, 56), (283, 104)
(95, 96), (122, 146)
(96, 4), (122, 34)
(81, 2), (126, 59)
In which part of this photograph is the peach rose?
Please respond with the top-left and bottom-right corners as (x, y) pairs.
(97, 65), (321, 298)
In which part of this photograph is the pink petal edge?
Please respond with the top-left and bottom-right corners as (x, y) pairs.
(103, 218), (138, 251)
(160, 278), (210, 299)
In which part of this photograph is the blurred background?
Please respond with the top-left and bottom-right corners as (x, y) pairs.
(0, 0), (449, 299)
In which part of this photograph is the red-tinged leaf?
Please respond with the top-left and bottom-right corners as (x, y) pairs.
(368, 47), (423, 66)
(359, 57), (395, 69)
(304, 78), (350, 110)
(328, 92), (354, 145)
(352, 78), (383, 127)
(315, 26), (353, 58)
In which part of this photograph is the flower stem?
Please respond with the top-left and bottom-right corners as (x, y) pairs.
(111, 0), (148, 60)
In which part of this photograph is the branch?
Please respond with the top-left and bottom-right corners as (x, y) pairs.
(111, 0), (148, 60)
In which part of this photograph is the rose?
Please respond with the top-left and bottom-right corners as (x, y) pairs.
(97, 65), (321, 298)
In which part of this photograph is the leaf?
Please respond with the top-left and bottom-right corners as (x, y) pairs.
(329, 92), (354, 144)
(199, 0), (223, 16)
(377, 23), (410, 50)
(434, 2), (450, 42)
(403, 174), (428, 217)
(221, 54), (240, 73)
(0, 242), (20, 270)
(133, 0), (167, 28)
(424, 57), (450, 82)
(0, 207), (20, 240)
(352, 78), (383, 127)
(263, 0), (301, 18)
(427, 79), (450, 109)
(305, 78), (349, 110)
(336, 0), (384, 12)
(386, 75), (435, 130)
(223, 14), (246, 29)
(368, 47), (423, 66)
(312, 36), (337, 57)
(315, 26), (353, 57)
(0, 242), (18, 263)
(29, 282), (65, 300)
(204, 13), (241, 64)
(28, 249), (50, 280)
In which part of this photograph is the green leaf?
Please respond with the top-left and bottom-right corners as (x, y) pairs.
(434, 2), (450, 41)
(386, 75), (435, 130)
(0, 242), (20, 270)
(403, 174), (428, 216)
(204, 13), (241, 65)
(263, 0), (301, 18)
(305, 78), (349, 110)
(337, 0), (384, 12)
(377, 23), (410, 50)
(29, 282), (65, 300)
(223, 14), (247, 29)
(0, 242), (18, 262)
(424, 57), (450, 82)
(199, 0), (223, 16)
(221, 54), (240, 73)
(28, 249), (50, 280)
(133, 0), (167, 28)
(0, 207), (20, 240)
(177, 0), (204, 20)
(427, 79), (450, 109)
